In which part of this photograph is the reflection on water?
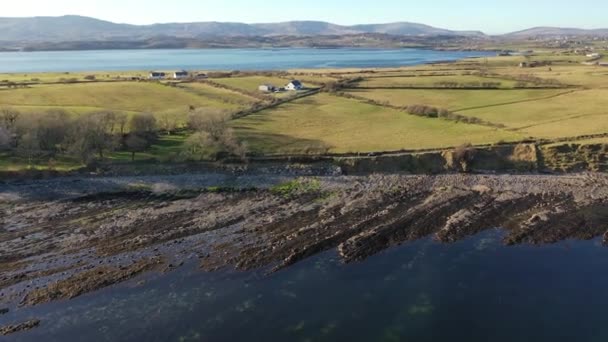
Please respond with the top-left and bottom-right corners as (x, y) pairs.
(3, 229), (608, 342)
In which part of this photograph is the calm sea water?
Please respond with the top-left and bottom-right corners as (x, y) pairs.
(4, 230), (608, 342)
(0, 48), (494, 73)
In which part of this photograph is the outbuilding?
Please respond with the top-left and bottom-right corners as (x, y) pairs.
(259, 84), (277, 92)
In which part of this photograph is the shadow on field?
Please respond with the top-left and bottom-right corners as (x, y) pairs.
(234, 126), (330, 155)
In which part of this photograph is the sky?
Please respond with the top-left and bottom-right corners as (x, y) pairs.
(3, 0), (608, 34)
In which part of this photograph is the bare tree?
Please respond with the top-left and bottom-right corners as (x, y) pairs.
(125, 134), (149, 161)
(182, 131), (211, 160)
(116, 112), (129, 135)
(37, 110), (70, 154)
(184, 108), (246, 160)
(158, 113), (179, 135)
(0, 126), (10, 150)
(15, 132), (40, 167)
(68, 112), (117, 162)
(130, 113), (157, 134)
(0, 107), (20, 131)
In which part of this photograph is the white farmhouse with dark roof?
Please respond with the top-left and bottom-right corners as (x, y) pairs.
(286, 80), (303, 91)
(173, 70), (189, 79)
(149, 71), (166, 80)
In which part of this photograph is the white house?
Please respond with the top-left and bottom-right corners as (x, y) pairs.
(587, 53), (601, 59)
(149, 72), (166, 80)
(259, 84), (277, 92)
(173, 70), (189, 79)
(286, 80), (303, 91)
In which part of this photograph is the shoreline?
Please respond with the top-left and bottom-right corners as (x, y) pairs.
(2, 172), (607, 310)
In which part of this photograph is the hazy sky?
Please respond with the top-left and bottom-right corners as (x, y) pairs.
(3, 0), (608, 34)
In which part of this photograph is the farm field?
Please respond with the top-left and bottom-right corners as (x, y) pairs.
(0, 81), (245, 118)
(345, 88), (567, 112)
(176, 82), (258, 106)
(461, 89), (608, 136)
(0, 71), (149, 84)
(232, 93), (522, 154)
(354, 75), (519, 88)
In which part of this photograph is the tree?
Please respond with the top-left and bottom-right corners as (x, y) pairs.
(15, 132), (40, 167)
(0, 107), (20, 131)
(68, 112), (117, 162)
(453, 143), (477, 172)
(182, 131), (211, 160)
(97, 111), (118, 133)
(130, 113), (157, 135)
(184, 108), (246, 160)
(0, 126), (10, 150)
(116, 112), (129, 135)
(124, 134), (149, 161)
(37, 110), (70, 154)
(158, 113), (179, 135)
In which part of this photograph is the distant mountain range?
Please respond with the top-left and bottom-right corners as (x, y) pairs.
(0, 15), (485, 42)
(0, 15), (606, 46)
(504, 26), (608, 38)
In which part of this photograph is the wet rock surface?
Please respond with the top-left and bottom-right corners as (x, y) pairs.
(2, 173), (608, 309)
(0, 319), (40, 335)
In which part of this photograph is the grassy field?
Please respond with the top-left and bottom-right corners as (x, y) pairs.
(232, 93), (522, 154)
(0, 82), (245, 118)
(0, 152), (82, 172)
(177, 82), (258, 106)
(0, 71), (150, 84)
(354, 75), (519, 88)
(345, 88), (566, 111)
(461, 89), (608, 136)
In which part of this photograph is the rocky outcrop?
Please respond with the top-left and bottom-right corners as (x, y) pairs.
(2, 173), (608, 308)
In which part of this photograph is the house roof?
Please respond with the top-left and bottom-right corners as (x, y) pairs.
(289, 80), (302, 86)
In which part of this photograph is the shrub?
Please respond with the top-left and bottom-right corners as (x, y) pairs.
(453, 143), (477, 172)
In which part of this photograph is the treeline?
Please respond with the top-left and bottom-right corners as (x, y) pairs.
(0, 107), (246, 166)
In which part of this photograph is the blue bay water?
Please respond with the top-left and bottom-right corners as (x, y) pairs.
(0, 48), (494, 73)
(3, 230), (608, 342)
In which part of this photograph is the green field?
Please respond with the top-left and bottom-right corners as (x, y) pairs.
(0, 71), (148, 84)
(354, 75), (519, 88)
(345, 88), (566, 111)
(177, 82), (258, 106)
(0, 82), (245, 118)
(461, 89), (608, 136)
(232, 93), (522, 154)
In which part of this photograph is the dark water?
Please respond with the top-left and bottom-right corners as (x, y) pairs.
(3, 229), (608, 342)
(0, 48), (494, 73)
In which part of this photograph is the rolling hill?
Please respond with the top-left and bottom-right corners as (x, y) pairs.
(0, 15), (484, 42)
(505, 26), (608, 38)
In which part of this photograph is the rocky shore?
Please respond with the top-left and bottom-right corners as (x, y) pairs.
(1, 172), (608, 317)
